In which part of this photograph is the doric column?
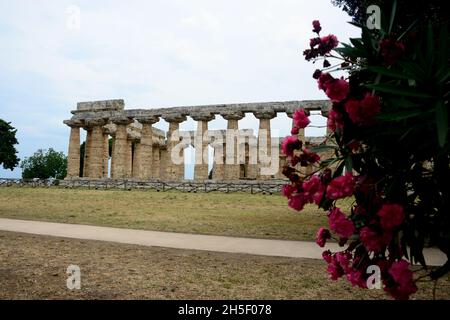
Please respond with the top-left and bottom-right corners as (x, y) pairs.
(222, 111), (244, 180)
(152, 145), (161, 179)
(102, 130), (110, 178)
(84, 119), (107, 178)
(162, 114), (187, 181)
(111, 117), (133, 179)
(254, 110), (276, 180)
(126, 138), (133, 178)
(135, 116), (159, 180)
(82, 126), (92, 177)
(191, 113), (215, 181)
(132, 138), (141, 179)
(63, 120), (82, 179)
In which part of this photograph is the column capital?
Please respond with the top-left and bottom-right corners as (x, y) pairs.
(84, 118), (107, 128)
(191, 113), (215, 122)
(111, 116), (134, 126)
(162, 114), (187, 123)
(221, 111), (244, 121)
(253, 110), (276, 120)
(136, 116), (159, 125)
(63, 119), (83, 128)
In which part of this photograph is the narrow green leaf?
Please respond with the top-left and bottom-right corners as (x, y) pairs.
(310, 145), (337, 153)
(388, 0), (397, 34)
(366, 66), (411, 80)
(366, 84), (435, 98)
(435, 100), (448, 147)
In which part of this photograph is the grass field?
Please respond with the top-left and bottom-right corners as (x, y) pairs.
(1, 231), (448, 299)
(0, 187), (333, 241)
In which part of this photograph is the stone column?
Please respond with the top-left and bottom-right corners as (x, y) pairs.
(84, 119), (107, 178)
(222, 111), (244, 180)
(126, 139), (133, 178)
(64, 120), (82, 179)
(152, 145), (161, 179)
(83, 127), (92, 177)
(162, 114), (187, 181)
(111, 117), (133, 179)
(102, 131), (110, 178)
(254, 110), (276, 180)
(191, 113), (215, 181)
(132, 139), (141, 179)
(136, 116), (159, 180)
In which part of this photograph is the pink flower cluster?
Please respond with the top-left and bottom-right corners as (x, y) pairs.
(326, 172), (355, 200)
(385, 260), (418, 300)
(281, 136), (302, 158)
(345, 93), (381, 125)
(284, 175), (325, 211)
(328, 207), (355, 239)
(282, 21), (419, 300)
(303, 21), (339, 60)
(318, 73), (349, 103)
(380, 38), (405, 66)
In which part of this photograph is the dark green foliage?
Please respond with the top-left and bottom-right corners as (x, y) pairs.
(20, 148), (67, 179)
(0, 119), (20, 170)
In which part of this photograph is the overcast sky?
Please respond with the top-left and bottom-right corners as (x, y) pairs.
(0, 0), (359, 178)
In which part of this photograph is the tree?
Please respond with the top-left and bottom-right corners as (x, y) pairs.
(0, 119), (20, 170)
(20, 148), (67, 179)
(282, 1), (449, 299)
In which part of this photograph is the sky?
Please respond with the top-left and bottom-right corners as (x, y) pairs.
(0, 0), (360, 178)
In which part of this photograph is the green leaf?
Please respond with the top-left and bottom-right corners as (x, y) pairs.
(309, 145), (337, 153)
(388, 0), (397, 34)
(365, 84), (435, 98)
(435, 100), (448, 147)
(376, 109), (430, 121)
(366, 66), (411, 80)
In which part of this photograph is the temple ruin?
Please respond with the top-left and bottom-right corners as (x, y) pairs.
(63, 99), (331, 182)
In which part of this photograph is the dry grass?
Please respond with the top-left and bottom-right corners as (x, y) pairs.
(1, 231), (449, 300)
(0, 187), (332, 241)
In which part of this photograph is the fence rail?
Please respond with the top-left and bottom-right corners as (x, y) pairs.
(0, 178), (287, 194)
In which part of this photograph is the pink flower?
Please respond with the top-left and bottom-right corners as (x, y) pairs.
(326, 255), (344, 280)
(297, 148), (321, 167)
(359, 227), (391, 252)
(281, 136), (301, 157)
(302, 175), (325, 205)
(319, 34), (339, 53)
(288, 193), (307, 211)
(312, 20), (321, 33)
(325, 78), (349, 102)
(328, 207), (355, 239)
(322, 250), (333, 263)
(316, 227), (331, 247)
(318, 73), (334, 90)
(385, 260), (418, 300)
(346, 269), (367, 288)
(345, 93), (381, 125)
(377, 204), (404, 230)
(293, 109), (310, 129)
(326, 172), (355, 200)
(327, 108), (344, 132)
(335, 251), (351, 272)
(291, 126), (299, 135)
(380, 38), (405, 66)
(281, 184), (296, 198)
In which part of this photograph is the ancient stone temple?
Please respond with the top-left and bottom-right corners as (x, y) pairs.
(63, 99), (331, 181)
